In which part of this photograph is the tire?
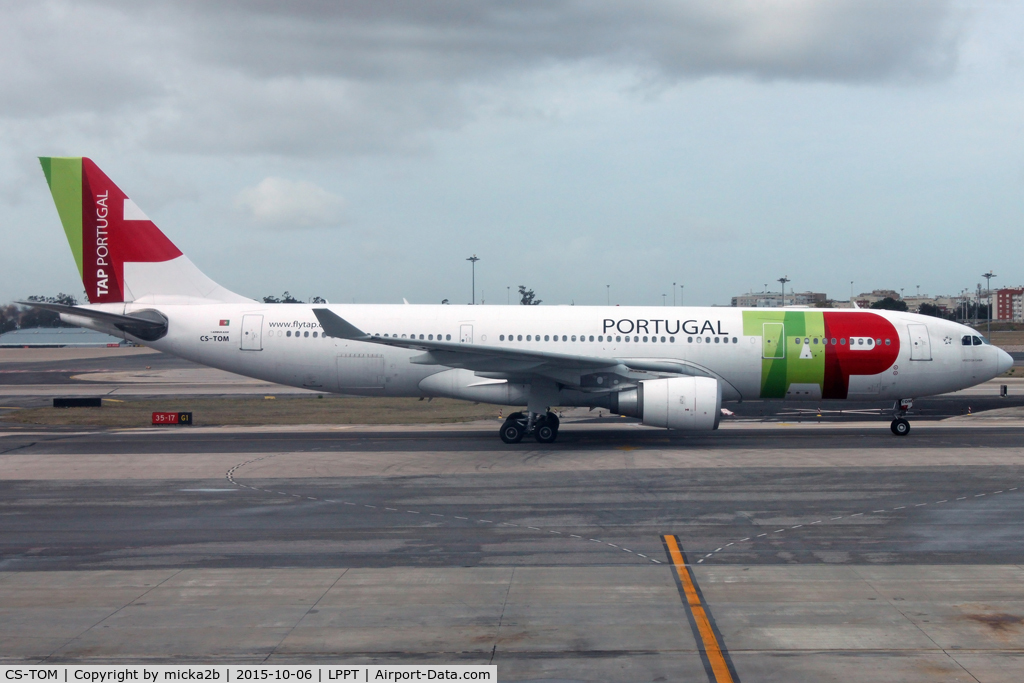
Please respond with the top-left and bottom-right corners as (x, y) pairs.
(545, 412), (560, 430)
(534, 422), (557, 444)
(890, 418), (910, 436)
(500, 421), (525, 444)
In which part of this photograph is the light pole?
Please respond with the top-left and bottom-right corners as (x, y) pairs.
(466, 255), (479, 305)
(850, 281), (854, 301)
(778, 276), (790, 307)
(507, 286), (510, 305)
(606, 285), (610, 306)
(673, 283), (676, 306)
(681, 284), (684, 306)
(983, 271), (996, 336)
(662, 294), (666, 306)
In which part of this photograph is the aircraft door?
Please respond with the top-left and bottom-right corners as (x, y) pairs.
(240, 315), (263, 351)
(762, 323), (784, 359)
(336, 353), (385, 390)
(460, 324), (473, 344)
(907, 323), (932, 361)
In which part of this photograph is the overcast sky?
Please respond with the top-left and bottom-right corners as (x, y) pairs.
(2, 1), (1022, 306)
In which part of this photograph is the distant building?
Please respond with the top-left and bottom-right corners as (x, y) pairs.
(852, 289), (901, 308)
(995, 287), (1024, 322)
(731, 291), (827, 307)
(0, 328), (126, 348)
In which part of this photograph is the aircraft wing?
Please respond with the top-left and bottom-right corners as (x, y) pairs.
(313, 308), (696, 388)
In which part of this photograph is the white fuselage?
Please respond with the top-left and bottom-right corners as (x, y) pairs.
(82, 302), (1011, 406)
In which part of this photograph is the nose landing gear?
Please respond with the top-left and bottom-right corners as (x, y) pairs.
(890, 418), (911, 436)
(890, 398), (914, 436)
(499, 411), (560, 444)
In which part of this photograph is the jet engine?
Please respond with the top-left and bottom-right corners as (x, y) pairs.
(610, 376), (722, 431)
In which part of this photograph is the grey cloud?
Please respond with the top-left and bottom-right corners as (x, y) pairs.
(164, 0), (964, 83)
(0, 1), (965, 157)
(0, 4), (165, 119)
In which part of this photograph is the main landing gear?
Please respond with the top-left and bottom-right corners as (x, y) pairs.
(500, 411), (560, 444)
(890, 398), (914, 436)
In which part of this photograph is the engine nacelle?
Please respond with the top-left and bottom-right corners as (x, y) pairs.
(615, 376), (722, 430)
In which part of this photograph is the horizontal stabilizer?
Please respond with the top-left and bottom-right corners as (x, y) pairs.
(17, 301), (168, 341)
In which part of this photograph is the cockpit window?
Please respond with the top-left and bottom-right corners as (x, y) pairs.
(973, 336), (984, 346)
(962, 335), (972, 346)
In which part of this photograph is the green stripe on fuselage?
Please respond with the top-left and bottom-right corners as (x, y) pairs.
(38, 157), (83, 276)
(742, 310), (826, 398)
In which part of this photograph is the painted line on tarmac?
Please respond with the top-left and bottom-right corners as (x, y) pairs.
(224, 453), (661, 564)
(695, 482), (1023, 564)
(663, 535), (740, 683)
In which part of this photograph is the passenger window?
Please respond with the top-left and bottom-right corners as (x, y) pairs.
(544, 335), (549, 341)
(705, 337), (711, 343)
(419, 334), (424, 340)
(840, 338), (846, 345)
(831, 338), (837, 345)
(688, 336), (693, 343)
(642, 336), (648, 342)
(446, 334), (451, 341)
(660, 336), (666, 343)
(572, 335), (577, 342)
(527, 335), (532, 341)
(696, 337), (702, 343)
(616, 336), (622, 342)
(313, 331), (318, 338)
(286, 330), (292, 337)
(499, 335), (504, 341)
(732, 337), (738, 343)
(517, 335), (522, 341)
(885, 339), (891, 345)
(304, 331), (309, 337)
(714, 337), (719, 343)
(670, 336), (675, 343)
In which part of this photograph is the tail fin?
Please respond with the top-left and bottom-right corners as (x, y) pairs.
(38, 157), (252, 305)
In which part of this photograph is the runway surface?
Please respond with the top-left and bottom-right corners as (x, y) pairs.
(2, 420), (1024, 681)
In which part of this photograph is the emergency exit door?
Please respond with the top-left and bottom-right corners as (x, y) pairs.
(907, 323), (932, 361)
(762, 323), (784, 359)
(240, 315), (263, 351)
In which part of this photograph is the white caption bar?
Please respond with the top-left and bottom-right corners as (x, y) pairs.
(0, 666), (495, 683)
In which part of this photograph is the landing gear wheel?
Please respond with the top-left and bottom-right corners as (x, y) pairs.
(534, 420), (557, 444)
(890, 418), (910, 436)
(545, 411), (560, 431)
(500, 420), (525, 444)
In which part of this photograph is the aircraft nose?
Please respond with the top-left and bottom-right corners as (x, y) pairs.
(997, 348), (1014, 375)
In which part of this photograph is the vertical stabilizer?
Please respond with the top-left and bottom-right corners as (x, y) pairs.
(39, 157), (252, 304)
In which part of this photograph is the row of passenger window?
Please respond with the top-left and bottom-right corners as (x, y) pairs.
(795, 337), (891, 346)
(279, 330), (322, 338)
(377, 333), (453, 340)
(499, 334), (740, 344)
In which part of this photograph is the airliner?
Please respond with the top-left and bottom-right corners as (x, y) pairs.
(24, 157), (1013, 443)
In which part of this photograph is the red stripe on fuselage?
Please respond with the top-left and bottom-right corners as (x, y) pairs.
(821, 312), (900, 399)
